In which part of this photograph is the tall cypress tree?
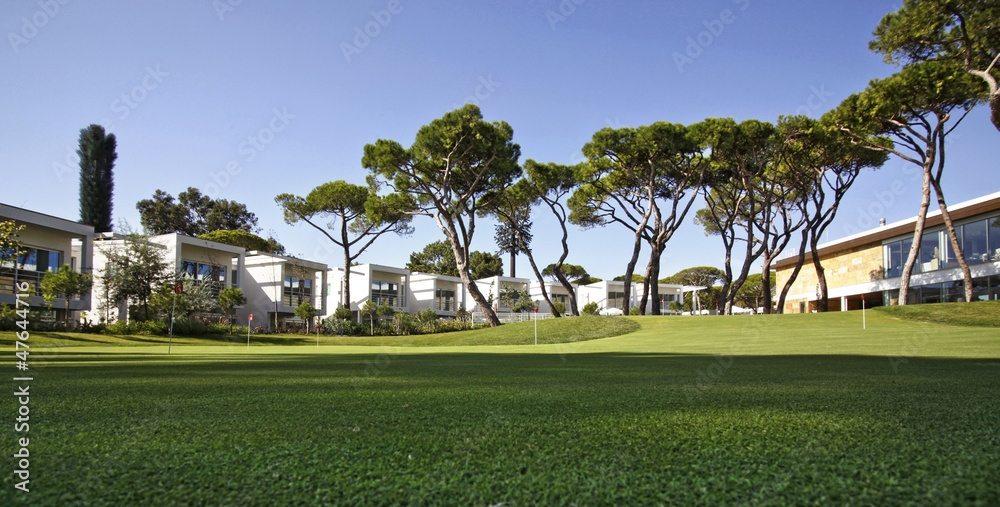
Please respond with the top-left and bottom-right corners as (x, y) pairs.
(78, 124), (117, 233)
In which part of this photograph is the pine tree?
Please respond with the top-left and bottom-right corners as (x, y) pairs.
(78, 124), (117, 233)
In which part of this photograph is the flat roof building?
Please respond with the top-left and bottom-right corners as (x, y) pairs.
(774, 191), (1000, 313)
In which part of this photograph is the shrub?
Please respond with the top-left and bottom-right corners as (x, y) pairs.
(582, 302), (599, 315)
(552, 302), (566, 315)
(629, 307), (641, 316)
(333, 306), (352, 320)
(105, 320), (169, 336)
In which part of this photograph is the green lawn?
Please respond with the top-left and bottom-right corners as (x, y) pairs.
(2, 306), (998, 505)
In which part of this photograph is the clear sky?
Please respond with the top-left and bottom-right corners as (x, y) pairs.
(2, 0), (998, 281)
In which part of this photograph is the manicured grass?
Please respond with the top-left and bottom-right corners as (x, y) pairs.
(0, 315), (638, 350)
(875, 299), (1000, 327)
(1, 311), (998, 504)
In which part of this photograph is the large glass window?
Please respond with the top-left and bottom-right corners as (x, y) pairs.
(990, 275), (1000, 301)
(608, 291), (626, 309)
(920, 232), (941, 272)
(284, 277), (313, 307)
(435, 288), (455, 311)
(883, 238), (913, 278)
(972, 276), (990, 301)
(371, 281), (399, 307)
(963, 219), (989, 264)
(1, 247), (63, 295)
(989, 216), (1000, 262)
(942, 227), (963, 269)
(941, 280), (964, 303)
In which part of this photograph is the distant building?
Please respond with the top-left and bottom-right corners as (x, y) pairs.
(774, 191), (1000, 313)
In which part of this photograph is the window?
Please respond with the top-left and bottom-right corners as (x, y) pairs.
(435, 288), (455, 311)
(283, 276), (313, 307)
(1, 247), (63, 295)
(989, 216), (1000, 262)
(371, 281), (399, 307)
(608, 291), (626, 309)
(883, 238), (911, 278)
(941, 280), (964, 303)
(920, 232), (941, 272)
(963, 219), (989, 264)
(972, 276), (990, 301)
(942, 227), (963, 269)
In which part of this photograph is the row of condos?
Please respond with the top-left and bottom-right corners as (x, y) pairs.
(775, 191), (1000, 313)
(326, 266), (704, 319)
(1, 202), (703, 329)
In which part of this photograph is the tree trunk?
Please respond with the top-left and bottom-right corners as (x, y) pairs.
(809, 234), (828, 312)
(621, 231), (644, 315)
(930, 177), (974, 302)
(900, 169), (932, 306)
(638, 263), (651, 316)
(524, 247), (560, 318)
(777, 227), (810, 313)
(649, 253), (662, 316)
(760, 260), (773, 315)
(441, 219), (501, 327)
(509, 251), (516, 278)
(991, 92), (1000, 134)
(342, 224), (352, 310)
(551, 215), (580, 316)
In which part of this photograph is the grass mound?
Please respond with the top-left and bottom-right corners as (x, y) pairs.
(874, 300), (1000, 327)
(0, 315), (639, 349)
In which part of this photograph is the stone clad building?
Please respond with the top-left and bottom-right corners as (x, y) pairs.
(775, 191), (1000, 313)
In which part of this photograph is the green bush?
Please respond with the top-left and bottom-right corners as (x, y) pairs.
(629, 307), (641, 316)
(552, 302), (566, 315)
(333, 306), (353, 320)
(320, 317), (365, 336)
(582, 302), (599, 315)
(105, 320), (169, 336)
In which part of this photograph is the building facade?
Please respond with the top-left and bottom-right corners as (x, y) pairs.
(775, 191), (1000, 313)
(240, 252), (327, 330)
(1, 203), (95, 324)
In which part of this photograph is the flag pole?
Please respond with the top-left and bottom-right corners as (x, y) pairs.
(862, 294), (866, 330)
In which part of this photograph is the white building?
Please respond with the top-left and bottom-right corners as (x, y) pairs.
(240, 252), (327, 330)
(1, 203), (95, 324)
(577, 280), (690, 315)
(89, 233), (246, 323)
(327, 263), (411, 316)
(408, 272), (467, 317)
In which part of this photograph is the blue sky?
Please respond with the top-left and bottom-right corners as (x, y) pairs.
(2, 0), (998, 281)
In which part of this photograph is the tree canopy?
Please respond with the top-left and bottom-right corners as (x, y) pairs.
(137, 187), (261, 236)
(363, 104), (522, 327)
(276, 180), (412, 308)
(78, 124), (117, 233)
(0, 221), (26, 266)
(870, 0), (999, 131)
(406, 240), (504, 280)
(197, 229), (285, 254)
